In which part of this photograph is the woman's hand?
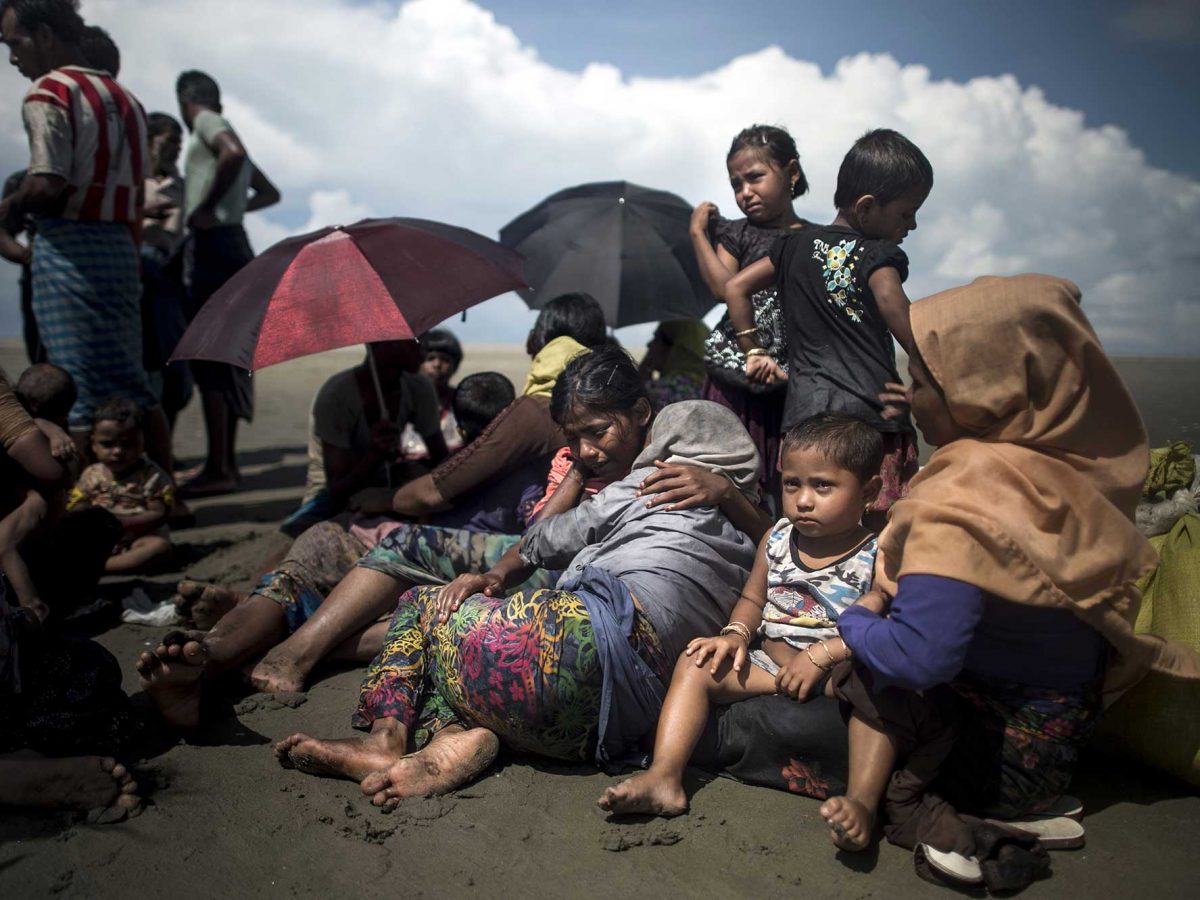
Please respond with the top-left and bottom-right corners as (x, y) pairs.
(347, 486), (395, 516)
(435, 572), (503, 623)
(775, 651), (826, 701)
(879, 381), (911, 421)
(690, 201), (718, 238)
(744, 354), (787, 386)
(856, 590), (891, 616)
(685, 633), (747, 674)
(638, 460), (730, 511)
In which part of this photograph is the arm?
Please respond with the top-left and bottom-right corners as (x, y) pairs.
(1, 173), (67, 233)
(115, 498), (169, 538)
(727, 258), (786, 385)
(684, 531), (771, 673)
(0, 488), (50, 620)
(637, 461), (773, 542)
(689, 202), (740, 300)
(389, 472), (450, 517)
(245, 162), (281, 212)
(837, 574), (984, 691)
(189, 130), (247, 228)
(34, 419), (75, 463)
(5, 427), (68, 492)
(0, 227), (30, 266)
(869, 266), (914, 355)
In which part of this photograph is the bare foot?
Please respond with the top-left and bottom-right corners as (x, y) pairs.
(178, 472), (239, 499)
(360, 727), (499, 808)
(819, 795), (876, 851)
(274, 733), (403, 782)
(135, 638), (208, 731)
(597, 770), (688, 817)
(174, 581), (243, 630)
(250, 646), (308, 694)
(0, 756), (142, 822)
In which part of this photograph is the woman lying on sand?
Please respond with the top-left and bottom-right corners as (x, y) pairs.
(272, 393), (764, 804)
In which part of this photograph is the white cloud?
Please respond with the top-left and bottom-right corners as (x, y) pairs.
(0, 0), (1196, 355)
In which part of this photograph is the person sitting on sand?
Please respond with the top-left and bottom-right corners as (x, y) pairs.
(283, 338), (448, 536)
(639, 320), (709, 411)
(68, 398), (174, 575)
(599, 414), (881, 819)
(814, 276), (1200, 867)
(400, 328), (464, 463)
(270, 397), (763, 805)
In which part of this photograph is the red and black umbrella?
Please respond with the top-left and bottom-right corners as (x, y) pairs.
(171, 217), (527, 370)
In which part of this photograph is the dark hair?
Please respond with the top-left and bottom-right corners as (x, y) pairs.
(727, 124), (809, 198)
(420, 328), (463, 368)
(0, 0), (84, 43)
(147, 111), (182, 139)
(549, 345), (647, 426)
(452, 372), (515, 443)
(176, 70), (221, 108)
(79, 23), (118, 76)
(14, 363), (75, 422)
(781, 414), (883, 483)
(833, 128), (933, 210)
(92, 396), (144, 431)
(530, 292), (607, 355)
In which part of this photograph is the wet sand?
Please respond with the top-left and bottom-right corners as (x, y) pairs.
(0, 340), (1196, 899)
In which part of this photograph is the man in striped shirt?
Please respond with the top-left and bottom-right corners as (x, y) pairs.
(0, 0), (171, 467)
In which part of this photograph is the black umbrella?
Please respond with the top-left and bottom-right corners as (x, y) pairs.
(499, 181), (715, 328)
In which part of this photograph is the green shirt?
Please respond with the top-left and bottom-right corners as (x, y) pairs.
(183, 109), (251, 225)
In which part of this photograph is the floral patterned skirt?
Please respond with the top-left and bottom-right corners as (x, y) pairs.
(353, 585), (667, 761)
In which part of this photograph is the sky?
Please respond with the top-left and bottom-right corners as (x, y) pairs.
(1, 0), (1198, 355)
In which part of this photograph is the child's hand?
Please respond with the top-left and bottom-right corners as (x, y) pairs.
(775, 651), (826, 702)
(744, 355), (787, 386)
(856, 590), (891, 616)
(690, 201), (718, 238)
(879, 382), (911, 420)
(685, 633), (747, 674)
(35, 419), (75, 462)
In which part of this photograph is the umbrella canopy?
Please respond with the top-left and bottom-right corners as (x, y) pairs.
(499, 181), (715, 328)
(171, 217), (527, 370)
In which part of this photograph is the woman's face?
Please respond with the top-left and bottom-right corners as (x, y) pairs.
(562, 400), (651, 482)
(908, 351), (962, 447)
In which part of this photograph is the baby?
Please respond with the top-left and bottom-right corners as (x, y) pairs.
(69, 398), (174, 574)
(600, 413), (881, 816)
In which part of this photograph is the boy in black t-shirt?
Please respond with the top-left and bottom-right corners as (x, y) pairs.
(726, 129), (933, 524)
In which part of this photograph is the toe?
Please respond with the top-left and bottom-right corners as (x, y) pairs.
(182, 641), (206, 664)
(360, 771), (388, 795)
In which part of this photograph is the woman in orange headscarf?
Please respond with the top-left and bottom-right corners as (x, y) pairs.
(812, 275), (1199, 871)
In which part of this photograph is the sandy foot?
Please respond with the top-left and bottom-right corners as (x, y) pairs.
(0, 756), (142, 822)
(250, 647), (308, 694)
(135, 638), (207, 732)
(360, 727), (499, 809)
(274, 733), (401, 783)
(174, 581), (242, 630)
(597, 770), (689, 817)
(819, 795), (875, 852)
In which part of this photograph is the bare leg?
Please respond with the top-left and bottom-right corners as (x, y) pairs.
(251, 568), (405, 694)
(819, 712), (897, 852)
(104, 535), (172, 574)
(599, 651), (778, 817)
(329, 619), (389, 663)
(143, 405), (173, 474)
(275, 716), (409, 782)
(361, 725), (500, 808)
(0, 753), (141, 821)
(181, 390), (238, 495)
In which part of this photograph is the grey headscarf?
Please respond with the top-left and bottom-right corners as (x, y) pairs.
(633, 400), (761, 503)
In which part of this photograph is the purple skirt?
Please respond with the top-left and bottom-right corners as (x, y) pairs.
(701, 376), (785, 510)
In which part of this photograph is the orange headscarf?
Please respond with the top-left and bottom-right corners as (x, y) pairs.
(874, 274), (1200, 693)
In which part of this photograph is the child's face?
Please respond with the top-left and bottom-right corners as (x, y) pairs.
(780, 446), (878, 541)
(858, 187), (928, 244)
(150, 128), (182, 170)
(91, 420), (143, 476)
(420, 351), (458, 389)
(562, 400), (651, 482)
(727, 148), (797, 225)
(908, 352), (962, 447)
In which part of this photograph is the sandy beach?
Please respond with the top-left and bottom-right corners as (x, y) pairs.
(1, 339), (1196, 899)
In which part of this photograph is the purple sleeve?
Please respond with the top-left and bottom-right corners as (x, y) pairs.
(838, 574), (984, 691)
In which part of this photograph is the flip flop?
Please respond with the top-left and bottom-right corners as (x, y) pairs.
(915, 843), (983, 886)
(985, 815), (1086, 850)
(1028, 794), (1083, 820)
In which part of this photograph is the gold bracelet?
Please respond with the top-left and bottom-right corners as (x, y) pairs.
(818, 640), (838, 667)
(719, 622), (752, 644)
(805, 646), (832, 672)
(744, 348), (768, 358)
(733, 327), (759, 338)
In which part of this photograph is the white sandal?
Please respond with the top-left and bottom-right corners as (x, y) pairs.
(915, 843), (984, 885)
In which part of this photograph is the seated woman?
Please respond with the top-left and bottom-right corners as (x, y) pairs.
(640, 319), (709, 411)
(282, 338), (448, 536)
(172, 292), (609, 631)
(272, 398), (763, 802)
(813, 276), (1200, 872)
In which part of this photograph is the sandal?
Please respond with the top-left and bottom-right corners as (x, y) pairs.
(985, 815), (1086, 850)
(915, 843), (984, 886)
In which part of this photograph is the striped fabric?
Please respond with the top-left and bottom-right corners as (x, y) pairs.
(31, 218), (159, 428)
(22, 66), (147, 224)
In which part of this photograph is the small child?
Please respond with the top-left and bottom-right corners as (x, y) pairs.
(15, 362), (79, 467)
(69, 398), (174, 574)
(599, 414), (881, 817)
(727, 128), (933, 528)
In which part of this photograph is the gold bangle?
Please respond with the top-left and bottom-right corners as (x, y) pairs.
(734, 327), (759, 338)
(720, 622), (752, 644)
(805, 646), (832, 672)
(818, 640), (838, 667)
(744, 348), (768, 358)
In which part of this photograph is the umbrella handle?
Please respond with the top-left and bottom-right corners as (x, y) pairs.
(366, 346), (394, 489)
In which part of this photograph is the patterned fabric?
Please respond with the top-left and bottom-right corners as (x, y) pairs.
(645, 372), (703, 412)
(22, 66), (147, 224)
(870, 430), (921, 513)
(529, 446), (607, 521)
(357, 523), (556, 593)
(69, 458), (175, 515)
(760, 518), (876, 648)
(31, 218), (159, 428)
(354, 585), (668, 760)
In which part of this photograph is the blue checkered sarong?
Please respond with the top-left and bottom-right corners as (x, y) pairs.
(31, 218), (159, 428)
